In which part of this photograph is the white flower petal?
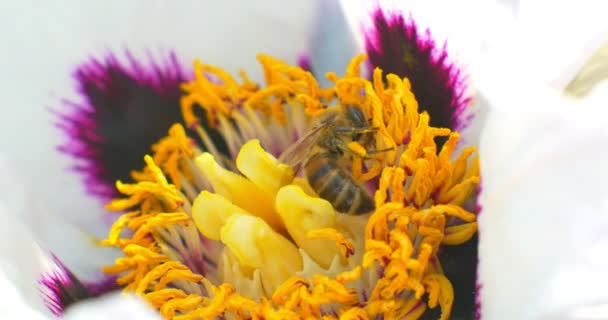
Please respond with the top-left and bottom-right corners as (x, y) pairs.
(64, 293), (161, 320)
(308, 0), (359, 87)
(559, 303), (608, 320)
(478, 72), (608, 318)
(480, 0), (608, 91)
(0, 157), (55, 314)
(0, 155), (120, 282)
(0, 0), (323, 279)
(339, 0), (491, 67)
(0, 271), (49, 320)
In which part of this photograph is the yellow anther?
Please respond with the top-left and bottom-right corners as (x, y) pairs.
(272, 277), (309, 304)
(443, 222), (478, 245)
(135, 261), (196, 294)
(362, 240), (392, 267)
(365, 203), (402, 242)
(107, 156), (183, 212)
(298, 94), (324, 115)
(307, 228), (355, 259)
(446, 156), (480, 206)
(414, 205), (476, 223)
(130, 212), (190, 243)
(394, 299), (426, 320)
(136, 123), (194, 189)
(145, 288), (188, 307)
(180, 59), (258, 127)
(339, 307), (368, 320)
(159, 294), (206, 319)
(103, 211), (139, 246)
(423, 274), (453, 320)
(345, 54), (367, 78)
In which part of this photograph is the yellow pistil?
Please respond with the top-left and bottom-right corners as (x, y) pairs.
(102, 54), (479, 319)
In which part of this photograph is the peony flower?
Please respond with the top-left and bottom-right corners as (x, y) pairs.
(2, 0), (606, 319)
(91, 50), (479, 318)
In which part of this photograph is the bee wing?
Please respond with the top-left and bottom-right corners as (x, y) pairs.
(278, 115), (336, 168)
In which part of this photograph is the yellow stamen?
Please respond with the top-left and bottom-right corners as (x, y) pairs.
(102, 54), (479, 320)
(307, 228), (355, 259)
(180, 59), (258, 127)
(132, 124), (194, 189)
(443, 222), (478, 245)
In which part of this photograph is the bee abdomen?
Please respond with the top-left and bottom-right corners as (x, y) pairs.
(305, 154), (374, 215)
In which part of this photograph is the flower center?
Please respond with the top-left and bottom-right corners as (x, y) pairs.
(101, 54), (479, 319)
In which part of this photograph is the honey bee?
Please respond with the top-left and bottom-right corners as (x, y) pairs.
(279, 105), (387, 215)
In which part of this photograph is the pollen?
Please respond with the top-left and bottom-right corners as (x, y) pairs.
(102, 54), (479, 319)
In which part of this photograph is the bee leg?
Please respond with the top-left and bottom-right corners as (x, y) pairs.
(333, 126), (379, 135)
(364, 146), (394, 157)
(344, 142), (394, 159)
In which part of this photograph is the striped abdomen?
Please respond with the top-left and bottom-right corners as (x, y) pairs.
(304, 153), (374, 215)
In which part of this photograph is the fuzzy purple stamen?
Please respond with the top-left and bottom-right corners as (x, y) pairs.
(365, 9), (472, 132)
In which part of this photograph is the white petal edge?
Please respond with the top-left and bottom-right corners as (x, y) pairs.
(0, 271), (49, 320)
(0, 156), (58, 315)
(0, 155), (120, 283)
(0, 0), (323, 280)
(478, 69), (608, 318)
(0, 271), (161, 320)
(308, 0), (359, 87)
(481, 0), (608, 91)
(338, 0), (494, 68)
(64, 293), (161, 320)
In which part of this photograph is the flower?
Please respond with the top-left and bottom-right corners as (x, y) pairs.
(2, 0), (485, 318)
(5, 0), (607, 319)
(97, 52), (479, 319)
